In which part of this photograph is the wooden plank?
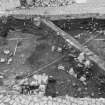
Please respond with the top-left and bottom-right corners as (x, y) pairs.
(42, 19), (105, 72)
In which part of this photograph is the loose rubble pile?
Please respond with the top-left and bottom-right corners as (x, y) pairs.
(0, 47), (13, 65)
(57, 51), (93, 86)
(13, 73), (49, 96)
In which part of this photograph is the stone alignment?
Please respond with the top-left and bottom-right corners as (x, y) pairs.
(0, 94), (105, 105)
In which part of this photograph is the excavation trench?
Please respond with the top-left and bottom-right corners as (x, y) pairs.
(0, 17), (105, 98)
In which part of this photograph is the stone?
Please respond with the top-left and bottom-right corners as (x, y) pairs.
(33, 96), (39, 102)
(84, 60), (91, 68)
(0, 103), (5, 105)
(3, 49), (10, 54)
(13, 102), (18, 105)
(56, 97), (62, 103)
(68, 68), (77, 78)
(41, 74), (48, 84)
(48, 96), (53, 101)
(91, 92), (95, 97)
(79, 76), (86, 82)
(51, 46), (56, 52)
(7, 58), (13, 64)
(83, 100), (89, 105)
(58, 64), (65, 71)
(47, 100), (53, 105)
(0, 58), (6, 63)
(26, 0), (33, 6)
(30, 81), (38, 86)
(9, 100), (15, 104)
(74, 0), (87, 3)
(77, 87), (82, 92)
(72, 103), (77, 105)
(57, 47), (62, 52)
(20, 97), (26, 104)
(0, 94), (3, 99)
(14, 97), (20, 103)
(3, 97), (11, 102)
(77, 52), (85, 63)
(30, 101), (34, 105)
(52, 102), (57, 105)
(35, 103), (40, 105)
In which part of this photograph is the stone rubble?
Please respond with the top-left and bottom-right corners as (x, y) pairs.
(0, 94), (104, 105)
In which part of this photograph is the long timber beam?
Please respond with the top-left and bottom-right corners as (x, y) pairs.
(1, 3), (105, 20)
(42, 19), (105, 72)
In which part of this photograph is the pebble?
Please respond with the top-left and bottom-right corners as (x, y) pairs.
(57, 32), (60, 36)
(41, 73), (48, 84)
(30, 81), (38, 86)
(37, 75), (42, 84)
(9, 100), (15, 104)
(58, 64), (65, 71)
(3, 97), (10, 102)
(33, 75), (38, 80)
(84, 60), (91, 68)
(56, 97), (62, 103)
(48, 100), (53, 105)
(18, 79), (28, 85)
(39, 85), (46, 92)
(42, 96), (48, 101)
(51, 46), (55, 52)
(0, 94), (3, 99)
(72, 83), (77, 87)
(84, 100), (89, 105)
(0, 58), (5, 63)
(0, 75), (3, 78)
(13, 102), (18, 105)
(3, 49), (10, 55)
(14, 97), (21, 103)
(74, 0), (87, 3)
(7, 58), (13, 64)
(0, 103), (4, 105)
(79, 76), (86, 82)
(91, 92), (95, 97)
(57, 47), (62, 52)
(77, 52), (85, 63)
(77, 87), (82, 92)
(68, 68), (77, 78)
(35, 103), (40, 105)
(72, 103), (77, 105)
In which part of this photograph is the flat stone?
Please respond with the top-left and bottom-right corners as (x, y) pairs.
(9, 100), (15, 104)
(83, 100), (89, 105)
(48, 100), (53, 105)
(35, 103), (40, 105)
(72, 103), (77, 105)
